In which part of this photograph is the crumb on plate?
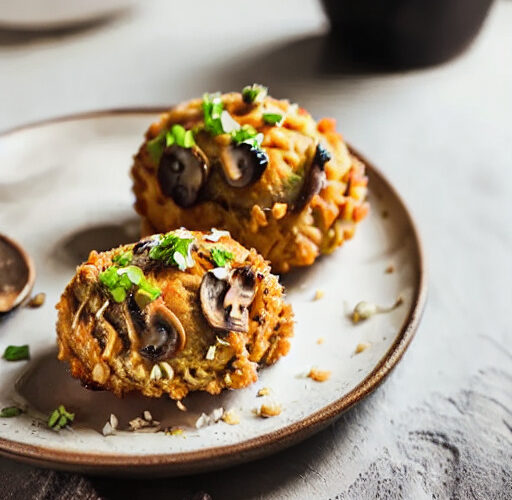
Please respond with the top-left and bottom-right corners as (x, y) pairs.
(222, 409), (240, 425)
(258, 402), (282, 418)
(355, 342), (371, 354)
(308, 367), (331, 382)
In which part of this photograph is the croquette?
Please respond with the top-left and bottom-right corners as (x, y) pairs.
(56, 229), (293, 400)
(131, 85), (369, 273)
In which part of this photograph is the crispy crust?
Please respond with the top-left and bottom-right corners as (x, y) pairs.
(131, 92), (369, 273)
(56, 231), (293, 399)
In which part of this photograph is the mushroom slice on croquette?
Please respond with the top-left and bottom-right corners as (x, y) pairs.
(56, 229), (294, 400)
(131, 85), (369, 273)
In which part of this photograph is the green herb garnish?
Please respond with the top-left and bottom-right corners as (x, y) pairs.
(3, 345), (30, 361)
(166, 124), (196, 148)
(99, 264), (161, 304)
(202, 93), (225, 136)
(263, 113), (283, 126)
(210, 247), (234, 267)
(1, 407), (23, 418)
(242, 84), (268, 104)
(149, 232), (195, 271)
(113, 250), (133, 267)
(230, 125), (264, 149)
(48, 405), (74, 430)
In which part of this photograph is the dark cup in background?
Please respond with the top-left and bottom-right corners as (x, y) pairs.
(321, 0), (495, 69)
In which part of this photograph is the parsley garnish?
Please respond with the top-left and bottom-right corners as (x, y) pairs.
(166, 124), (196, 148)
(3, 345), (30, 361)
(148, 232), (195, 271)
(202, 93), (225, 136)
(146, 124), (195, 164)
(99, 264), (161, 303)
(263, 113), (283, 126)
(242, 84), (268, 104)
(112, 250), (133, 267)
(231, 125), (264, 149)
(210, 247), (234, 267)
(1, 407), (23, 418)
(48, 405), (74, 430)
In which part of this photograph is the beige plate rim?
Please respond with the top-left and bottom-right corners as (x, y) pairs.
(0, 109), (428, 475)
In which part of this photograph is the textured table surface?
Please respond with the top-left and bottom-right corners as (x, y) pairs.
(0, 1), (511, 499)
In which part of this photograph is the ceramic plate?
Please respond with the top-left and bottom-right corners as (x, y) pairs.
(0, 110), (426, 476)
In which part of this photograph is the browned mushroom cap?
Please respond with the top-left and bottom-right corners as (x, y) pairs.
(200, 266), (257, 333)
(157, 145), (208, 207)
(134, 301), (186, 361)
(291, 143), (331, 213)
(219, 143), (268, 188)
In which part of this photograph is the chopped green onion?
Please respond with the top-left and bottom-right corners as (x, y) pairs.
(118, 265), (144, 286)
(112, 250), (133, 267)
(285, 172), (302, 190)
(1, 407), (23, 418)
(263, 113), (284, 126)
(48, 405), (74, 430)
(99, 264), (161, 304)
(230, 125), (264, 150)
(203, 93), (225, 136)
(149, 232), (195, 270)
(111, 287), (127, 303)
(210, 247), (234, 267)
(3, 345), (30, 361)
(242, 84), (268, 104)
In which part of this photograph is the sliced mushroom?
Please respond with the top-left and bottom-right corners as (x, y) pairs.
(200, 266), (257, 333)
(219, 143), (268, 188)
(132, 300), (186, 362)
(157, 145), (208, 207)
(291, 143), (331, 213)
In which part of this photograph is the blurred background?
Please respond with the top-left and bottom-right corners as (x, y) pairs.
(0, 1), (510, 499)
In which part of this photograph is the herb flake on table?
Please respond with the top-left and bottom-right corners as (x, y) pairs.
(3, 345), (30, 361)
(48, 405), (75, 430)
(1, 406), (23, 418)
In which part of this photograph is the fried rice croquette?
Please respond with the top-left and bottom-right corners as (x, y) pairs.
(56, 229), (293, 400)
(131, 85), (369, 273)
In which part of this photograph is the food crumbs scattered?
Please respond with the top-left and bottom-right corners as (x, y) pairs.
(317, 337), (325, 345)
(351, 297), (403, 323)
(355, 342), (371, 354)
(259, 402), (282, 418)
(257, 387), (270, 397)
(102, 413), (119, 436)
(176, 400), (187, 412)
(222, 409), (240, 425)
(381, 210), (389, 218)
(129, 411), (160, 432)
(308, 368), (331, 382)
(195, 408), (224, 429)
(27, 293), (46, 308)
(385, 265), (395, 274)
(313, 289), (325, 301)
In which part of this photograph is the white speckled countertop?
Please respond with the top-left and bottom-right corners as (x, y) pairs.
(0, 1), (510, 498)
